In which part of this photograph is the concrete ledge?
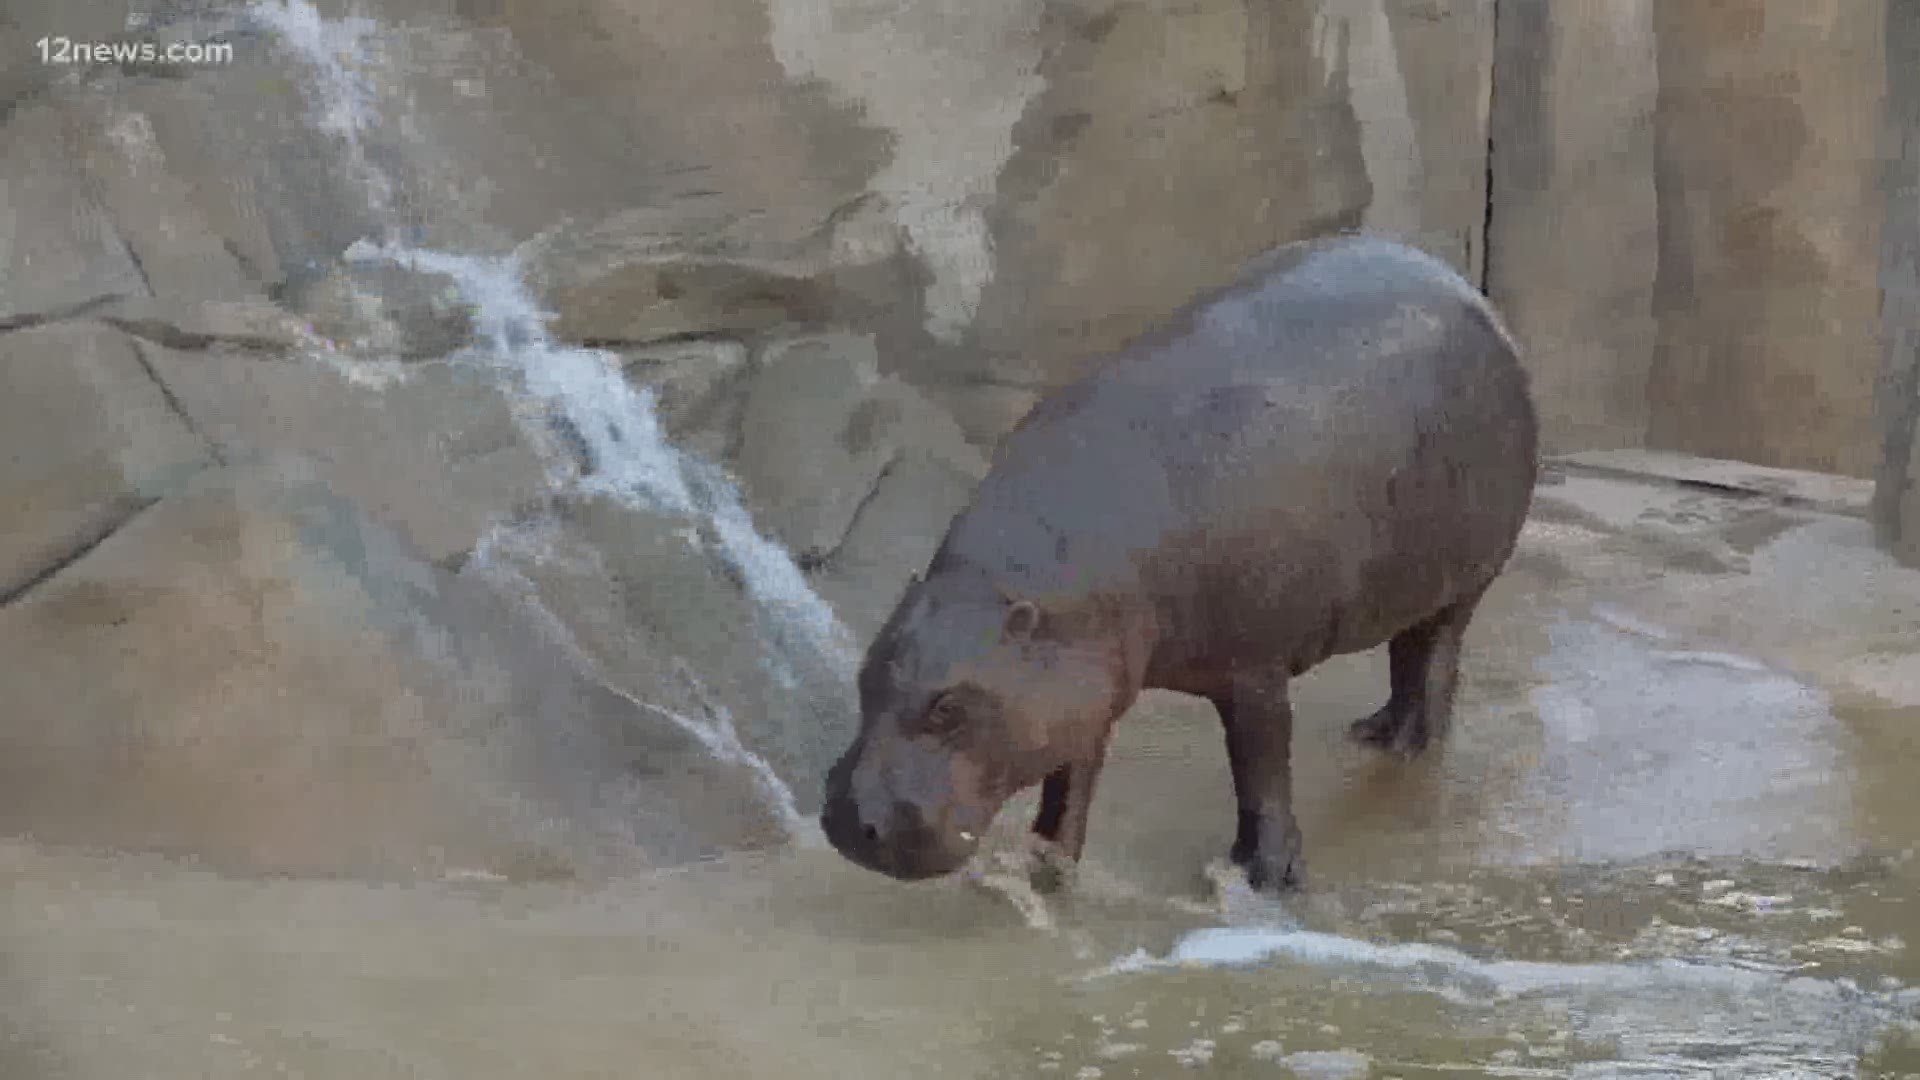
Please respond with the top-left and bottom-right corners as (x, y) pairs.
(1547, 449), (1874, 519)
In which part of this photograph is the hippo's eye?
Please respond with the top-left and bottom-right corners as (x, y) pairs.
(925, 691), (965, 732)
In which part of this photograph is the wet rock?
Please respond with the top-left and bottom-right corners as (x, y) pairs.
(476, 495), (857, 818)
(137, 339), (549, 563)
(0, 458), (774, 879)
(0, 101), (150, 323)
(0, 322), (213, 602)
(618, 337), (752, 462)
(280, 258), (476, 361)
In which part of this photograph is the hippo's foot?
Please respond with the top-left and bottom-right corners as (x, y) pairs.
(1348, 703), (1429, 756)
(1026, 835), (1079, 894)
(1230, 813), (1304, 892)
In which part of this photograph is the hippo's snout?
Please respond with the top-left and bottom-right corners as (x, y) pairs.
(820, 743), (978, 881)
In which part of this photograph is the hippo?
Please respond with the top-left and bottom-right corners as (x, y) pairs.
(819, 234), (1539, 891)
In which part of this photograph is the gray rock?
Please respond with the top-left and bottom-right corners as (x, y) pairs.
(94, 296), (316, 352)
(62, 84), (260, 306)
(811, 452), (982, 643)
(734, 332), (985, 569)
(734, 333), (894, 558)
(138, 340), (549, 564)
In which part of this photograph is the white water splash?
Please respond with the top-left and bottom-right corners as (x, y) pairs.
(351, 239), (855, 673)
(1089, 922), (1915, 1005)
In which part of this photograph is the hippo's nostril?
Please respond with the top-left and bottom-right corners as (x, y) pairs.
(861, 823), (879, 844)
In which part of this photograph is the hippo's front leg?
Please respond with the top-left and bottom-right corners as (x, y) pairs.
(1211, 669), (1304, 890)
(1027, 743), (1110, 893)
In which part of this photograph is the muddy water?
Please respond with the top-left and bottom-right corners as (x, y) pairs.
(5, 536), (1918, 1079)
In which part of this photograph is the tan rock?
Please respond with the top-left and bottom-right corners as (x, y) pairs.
(0, 322), (212, 602)
(0, 102), (148, 323)
(63, 85), (259, 306)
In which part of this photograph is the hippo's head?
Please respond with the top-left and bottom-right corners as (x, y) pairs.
(821, 571), (1124, 880)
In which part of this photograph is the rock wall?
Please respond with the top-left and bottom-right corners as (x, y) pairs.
(1876, 0), (1920, 565)
(1647, 0), (1887, 477)
(1485, 0), (1660, 454)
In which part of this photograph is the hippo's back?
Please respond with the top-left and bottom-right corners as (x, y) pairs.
(957, 235), (1538, 686)
(1140, 236), (1536, 677)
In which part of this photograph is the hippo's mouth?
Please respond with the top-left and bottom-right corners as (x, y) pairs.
(818, 799), (982, 882)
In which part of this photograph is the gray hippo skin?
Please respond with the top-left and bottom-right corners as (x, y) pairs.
(820, 234), (1539, 892)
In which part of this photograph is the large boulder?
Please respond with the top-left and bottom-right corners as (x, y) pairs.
(0, 458), (792, 879)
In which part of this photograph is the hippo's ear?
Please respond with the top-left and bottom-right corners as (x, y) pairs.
(1002, 598), (1042, 642)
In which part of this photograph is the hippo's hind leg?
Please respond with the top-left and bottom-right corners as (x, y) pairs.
(1349, 584), (1488, 755)
(1211, 669), (1304, 891)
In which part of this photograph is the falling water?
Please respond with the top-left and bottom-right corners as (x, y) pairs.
(248, 0), (856, 834)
